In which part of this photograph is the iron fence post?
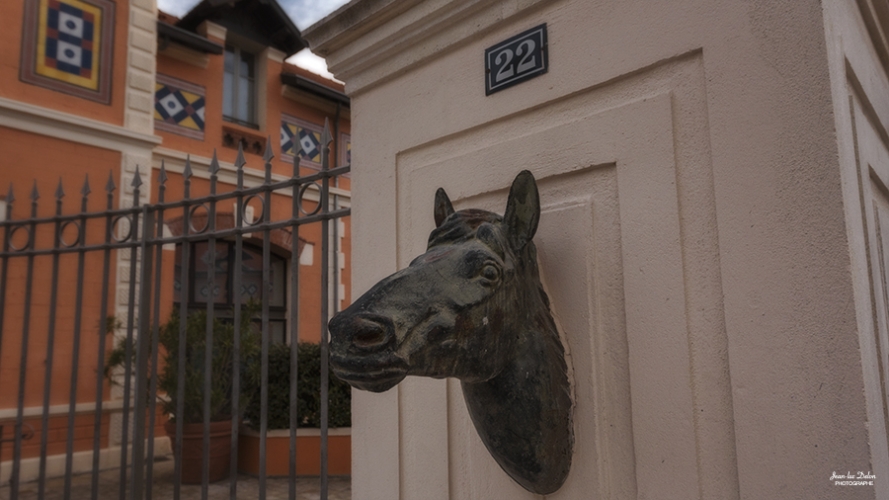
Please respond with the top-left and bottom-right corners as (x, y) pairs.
(131, 205), (155, 500)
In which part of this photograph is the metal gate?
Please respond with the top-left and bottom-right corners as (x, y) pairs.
(0, 122), (349, 500)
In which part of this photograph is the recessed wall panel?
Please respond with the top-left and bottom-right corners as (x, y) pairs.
(392, 53), (726, 498)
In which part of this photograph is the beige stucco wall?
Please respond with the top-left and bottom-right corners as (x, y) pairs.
(306, 0), (889, 498)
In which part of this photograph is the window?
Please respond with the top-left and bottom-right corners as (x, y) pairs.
(174, 241), (287, 343)
(223, 45), (256, 128)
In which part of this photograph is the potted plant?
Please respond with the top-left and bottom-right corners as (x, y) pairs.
(238, 342), (352, 476)
(106, 305), (260, 483)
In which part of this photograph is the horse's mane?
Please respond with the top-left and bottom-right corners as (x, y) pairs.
(445, 208), (573, 492)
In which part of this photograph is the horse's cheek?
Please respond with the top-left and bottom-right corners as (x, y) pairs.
(449, 282), (488, 309)
(453, 313), (476, 344)
(458, 306), (508, 378)
(489, 308), (506, 342)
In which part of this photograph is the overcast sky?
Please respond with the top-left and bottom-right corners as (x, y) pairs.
(156, 0), (351, 79)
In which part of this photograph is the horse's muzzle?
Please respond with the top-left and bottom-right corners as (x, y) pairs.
(329, 312), (396, 353)
(328, 311), (408, 392)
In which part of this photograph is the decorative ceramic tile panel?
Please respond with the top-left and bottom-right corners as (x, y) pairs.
(20, 0), (114, 103)
(281, 115), (323, 167)
(154, 74), (206, 140)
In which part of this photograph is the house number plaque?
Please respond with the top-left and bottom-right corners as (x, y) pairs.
(485, 24), (548, 95)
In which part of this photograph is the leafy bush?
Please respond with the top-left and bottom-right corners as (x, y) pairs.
(106, 305), (261, 423)
(244, 342), (351, 430)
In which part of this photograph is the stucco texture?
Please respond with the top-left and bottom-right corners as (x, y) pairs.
(305, 0), (889, 498)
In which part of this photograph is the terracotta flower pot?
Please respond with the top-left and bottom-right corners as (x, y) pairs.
(238, 427), (351, 476)
(164, 420), (234, 484)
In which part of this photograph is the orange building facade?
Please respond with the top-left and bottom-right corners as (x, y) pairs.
(0, 0), (351, 484)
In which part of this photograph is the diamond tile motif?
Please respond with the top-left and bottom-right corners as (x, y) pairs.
(299, 129), (321, 161)
(20, 0), (114, 102)
(154, 74), (206, 140)
(281, 116), (323, 166)
(158, 92), (185, 117)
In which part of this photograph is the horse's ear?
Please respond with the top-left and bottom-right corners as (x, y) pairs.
(434, 187), (455, 227)
(503, 170), (540, 251)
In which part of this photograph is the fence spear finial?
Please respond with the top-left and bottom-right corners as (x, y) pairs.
(6, 183), (14, 205)
(55, 177), (65, 199)
(158, 160), (168, 185)
(157, 160), (168, 204)
(235, 142), (246, 170)
(292, 151), (301, 177)
(321, 118), (332, 148)
(321, 119), (332, 171)
(209, 149), (220, 175)
(31, 180), (40, 201)
(81, 175), (91, 197)
(262, 137), (274, 164)
(106, 170), (116, 193)
(132, 166), (143, 189)
(183, 155), (193, 179)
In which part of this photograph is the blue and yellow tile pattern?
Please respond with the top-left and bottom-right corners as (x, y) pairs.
(36, 0), (100, 89)
(281, 118), (323, 165)
(154, 74), (206, 139)
(20, 0), (113, 102)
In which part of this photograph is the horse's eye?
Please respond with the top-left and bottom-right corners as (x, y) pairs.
(480, 264), (500, 283)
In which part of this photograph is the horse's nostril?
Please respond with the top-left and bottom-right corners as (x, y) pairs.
(339, 315), (395, 352)
(353, 328), (387, 347)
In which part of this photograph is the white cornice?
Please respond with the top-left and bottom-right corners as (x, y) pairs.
(198, 20), (227, 42)
(264, 46), (287, 63)
(0, 96), (161, 153)
(303, 0), (553, 95)
(152, 146), (352, 204)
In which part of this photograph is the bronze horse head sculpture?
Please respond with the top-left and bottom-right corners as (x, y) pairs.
(328, 171), (573, 494)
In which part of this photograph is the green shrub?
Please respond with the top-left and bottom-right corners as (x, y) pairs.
(105, 305), (261, 424)
(244, 342), (351, 430)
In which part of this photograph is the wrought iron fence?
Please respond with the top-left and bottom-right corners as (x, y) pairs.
(0, 121), (349, 500)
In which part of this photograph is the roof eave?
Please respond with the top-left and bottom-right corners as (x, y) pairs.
(280, 72), (350, 106)
(157, 21), (224, 54)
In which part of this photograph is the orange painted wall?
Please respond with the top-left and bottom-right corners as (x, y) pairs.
(154, 33), (353, 342)
(0, 414), (110, 462)
(0, 127), (145, 460)
(0, 11), (355, 467)
(155, 42), (352, 181)
(0, 127), (122, 412)
(155, 32), (227, 161)
(0, 409), (166, 462)
(0, 0), (129, 125)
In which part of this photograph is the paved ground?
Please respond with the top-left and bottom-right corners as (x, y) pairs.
(0, 458), (350, 500)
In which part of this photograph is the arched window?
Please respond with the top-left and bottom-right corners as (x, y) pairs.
(174, 241), (287, 343)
